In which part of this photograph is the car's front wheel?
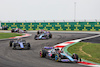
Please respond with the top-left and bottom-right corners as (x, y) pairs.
(72, 53), (79, 60)
(55, 54), (61, 62)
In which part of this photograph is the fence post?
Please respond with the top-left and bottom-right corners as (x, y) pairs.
(0, 21), (2, 29)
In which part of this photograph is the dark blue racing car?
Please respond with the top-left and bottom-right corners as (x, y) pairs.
(34, 30), (52, 40)
(9, 38), (31, 50)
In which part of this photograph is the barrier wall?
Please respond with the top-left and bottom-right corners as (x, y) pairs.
(1, 22), (100, 31)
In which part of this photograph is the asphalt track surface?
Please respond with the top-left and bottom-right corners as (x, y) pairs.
(0, 32), (98, 67)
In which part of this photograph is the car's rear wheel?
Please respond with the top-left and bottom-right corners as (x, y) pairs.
(11, 29), (14, 33)
(55, 54), (61, 62)
(49, 33), (52, 38)
(40, 50), (47, 57)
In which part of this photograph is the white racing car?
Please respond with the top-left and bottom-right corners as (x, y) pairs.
(40, 46), (81, 63)
(11, 28), (27, 33)
(9, 38), (31, 50)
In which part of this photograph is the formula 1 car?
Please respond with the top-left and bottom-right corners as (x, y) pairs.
(2, 25), (8, 30)
(40, 46), (81, 63)
(34, 30), (52, 40)
(9, 39), (31, 50)
(11, 28), (27, 33)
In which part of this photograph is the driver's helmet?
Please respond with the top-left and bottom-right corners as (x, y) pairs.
(17, 38), (21, 40)
(17, 38), (22, 42)
(55, 47), (60, 51)
(40, 29), (43, 33)
(47, 31), (50, 33)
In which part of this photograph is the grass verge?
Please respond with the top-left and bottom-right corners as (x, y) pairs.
(0, 33), (22, 39)
(68, 42), (100, 64)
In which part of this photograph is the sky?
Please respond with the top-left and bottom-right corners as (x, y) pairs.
(0, 0), (100, 22)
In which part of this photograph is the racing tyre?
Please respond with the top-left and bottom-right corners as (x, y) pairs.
(34, 35), (37, 40)
(79, 58), (82, 62)
(37, 31), (39, 34)
(55, 54), (61, 62)
(40, 50), (47, 57)
(11, 30), (14, 33)
(27, 43), (31, 49)
(49, 33), (52, 38)
(12, 43), (16, 49)
(72, 54), (79, 60)
(9, 41), (13, 47)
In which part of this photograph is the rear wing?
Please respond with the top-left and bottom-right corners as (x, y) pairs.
(44, 46), (53, 49)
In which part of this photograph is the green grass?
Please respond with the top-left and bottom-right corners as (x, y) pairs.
(68, 42), (100, 63)
(0, 33), (22, 39)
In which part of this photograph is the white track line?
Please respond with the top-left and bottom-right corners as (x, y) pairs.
(80, 34), (100, 40)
